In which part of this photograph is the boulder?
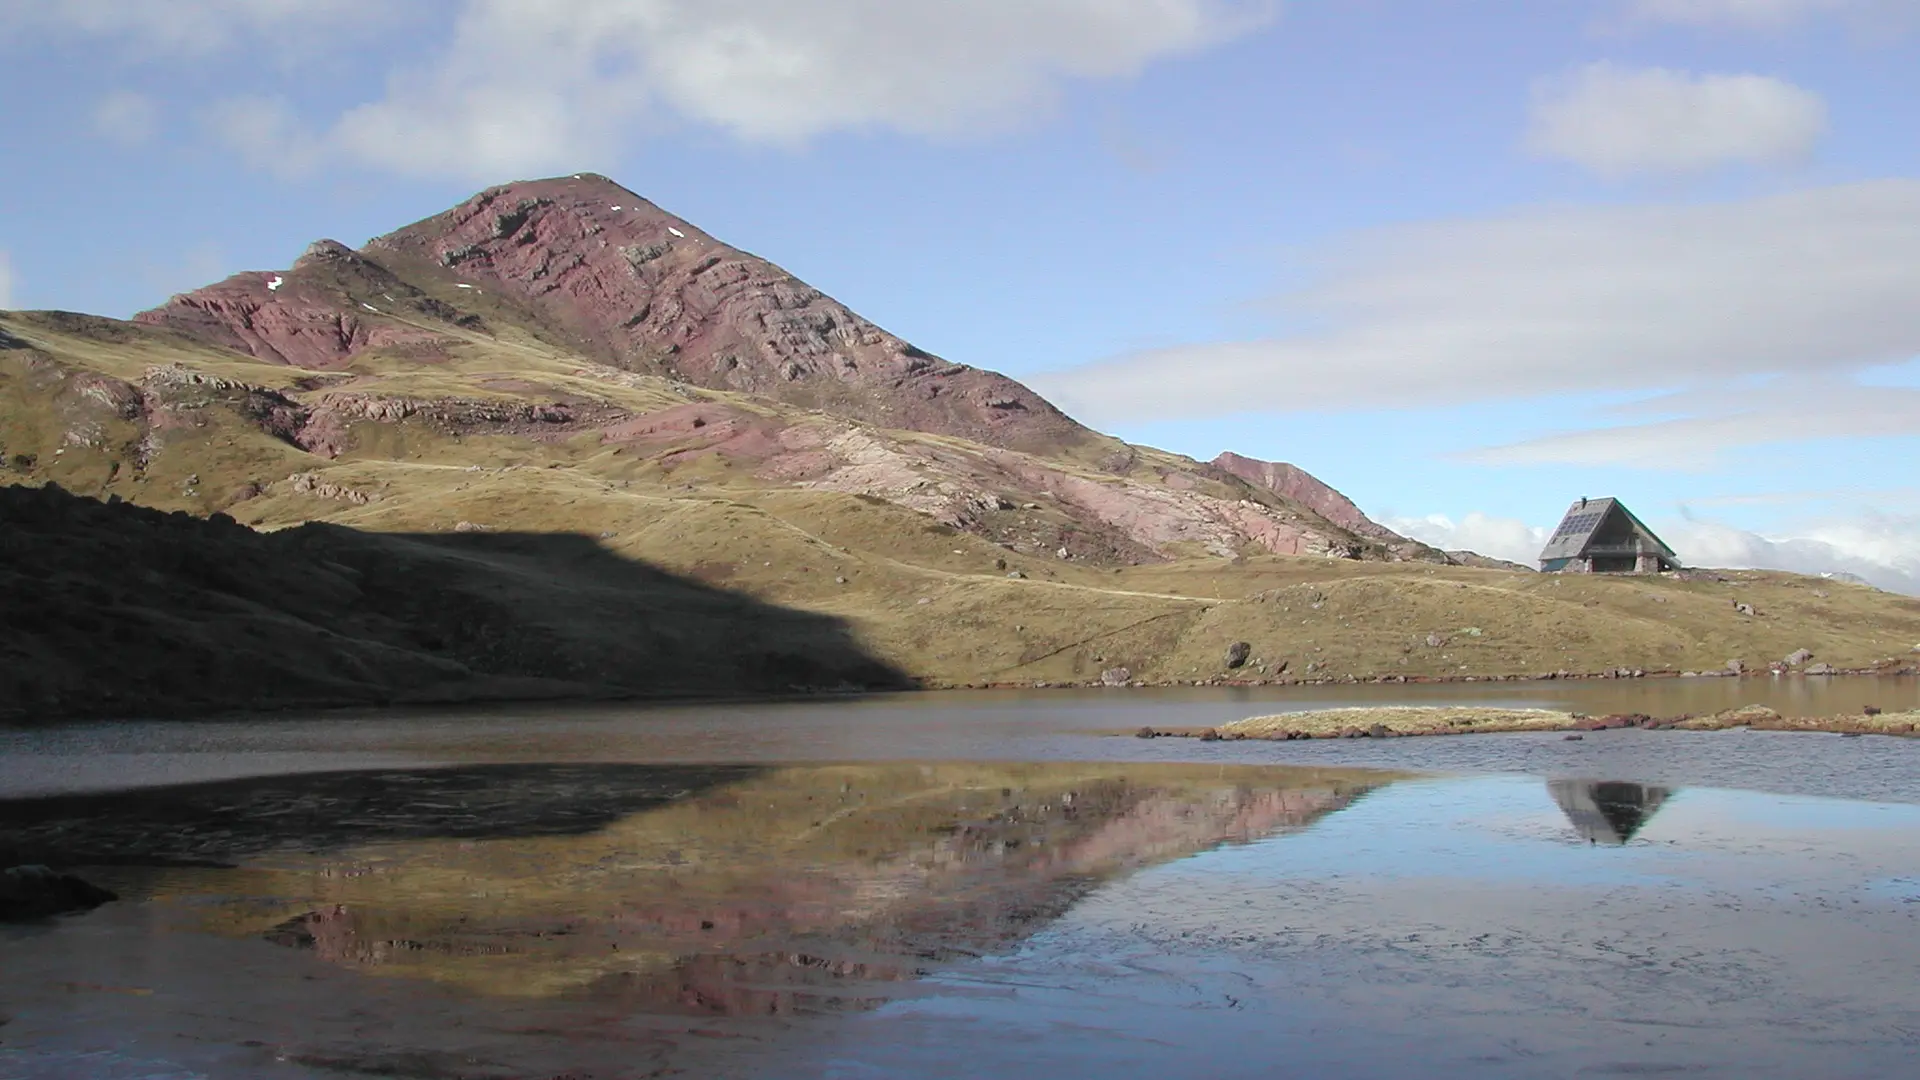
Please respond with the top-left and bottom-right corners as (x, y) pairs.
(1785, 648), (1815, 666)
(1726, 659), (1746, 675)
(1224, 641), (1252, 669)
(1803, 662), (1835, 676)
(0, 865), (118, 921)
(1100, 667), (1132, 687)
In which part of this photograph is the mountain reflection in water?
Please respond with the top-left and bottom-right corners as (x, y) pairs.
(0, 762), (1388, 1017)
(1548, 779), (1673, 845)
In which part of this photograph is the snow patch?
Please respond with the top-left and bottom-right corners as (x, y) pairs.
(266, 275), (284, 291)
(455, 283), (474, 289)
(668, 227), (685, 238)
(361, 303), (379, 312)
(611, 205), (622, 211)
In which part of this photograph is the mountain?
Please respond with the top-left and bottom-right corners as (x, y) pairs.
(125, 173), (1440, 567)
(6, 176), (1919, 717)
(138, 175), (1088, 455)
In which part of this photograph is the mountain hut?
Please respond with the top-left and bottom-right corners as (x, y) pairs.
(1537, 497), (1680, 574)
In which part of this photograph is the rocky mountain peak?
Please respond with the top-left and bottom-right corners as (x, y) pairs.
(295, 238), (359, 267)
(134, 174), (1093, 454)
(371, 175), (1096, 453)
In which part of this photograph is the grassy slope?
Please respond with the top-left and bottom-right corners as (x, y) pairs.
(5, 308), (1919, 714)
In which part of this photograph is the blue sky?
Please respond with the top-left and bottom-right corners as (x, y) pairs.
(2, 0), (1917, 589)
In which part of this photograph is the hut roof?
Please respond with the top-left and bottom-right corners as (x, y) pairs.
(1538, 497), (1678, 564)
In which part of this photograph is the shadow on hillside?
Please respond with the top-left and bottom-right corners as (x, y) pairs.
(0, 482), (912, 723)
(0, 763), (766, 868)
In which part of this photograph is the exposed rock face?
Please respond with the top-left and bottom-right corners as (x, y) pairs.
(354, 175), (1086, 454)
(135, 241), (445, 370)
(1210, 451), (1443, 562)
(138, 177), (1097, 453)
(1210, 452), (1390, 538)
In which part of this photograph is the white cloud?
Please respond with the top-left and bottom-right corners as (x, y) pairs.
(1625, 0), (1858, 29)
(1465, 382), (1920, 469)
(92, 91), (162, 147)
(1665, 515), (1920, 594)
(1526, 63), (1825, 177)
(0, 0), (389, 54)
(1385, 507), (1920, 594)
(171, 0), (1275, 181)
(0, 250), (14, 310)
(1381, 512), (1548, 567)
(1036, 181), (1920, 423)
(202, 97), (324, 177)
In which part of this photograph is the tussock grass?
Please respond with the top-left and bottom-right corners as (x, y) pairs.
(1221, 706), (1576, 739)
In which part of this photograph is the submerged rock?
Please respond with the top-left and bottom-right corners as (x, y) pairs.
(0, 865), (118, 921)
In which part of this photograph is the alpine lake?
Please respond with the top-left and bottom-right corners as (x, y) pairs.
(3, 676), (1918, 1079)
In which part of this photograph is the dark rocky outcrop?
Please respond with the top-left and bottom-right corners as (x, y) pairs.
(0, 864), (117, 920)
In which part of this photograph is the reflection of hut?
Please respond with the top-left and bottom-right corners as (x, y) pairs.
(1548, 780), (1672, 845)
(1538, 497), (1680, 574)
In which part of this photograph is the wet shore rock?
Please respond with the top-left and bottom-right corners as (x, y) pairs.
(0, 864), (117, 920)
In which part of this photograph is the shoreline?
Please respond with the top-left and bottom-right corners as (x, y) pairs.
(942, 656), (1920, 692)
(4, 661), (1919, 729)
(1135, 703), (1920, 743)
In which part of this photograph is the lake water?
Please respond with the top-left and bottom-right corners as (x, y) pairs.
(4, 676), (1917, 802)
(3, 681), (1918, 1078)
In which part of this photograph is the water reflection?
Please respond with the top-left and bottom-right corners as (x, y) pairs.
(0, 763), (1390, 1014)
(1548, 780), (1673, 845)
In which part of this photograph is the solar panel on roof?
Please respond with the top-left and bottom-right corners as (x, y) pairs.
(1553, 512), (1601, 537)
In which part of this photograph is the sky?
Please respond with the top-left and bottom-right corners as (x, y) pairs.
(2, 0), (1918, 591)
